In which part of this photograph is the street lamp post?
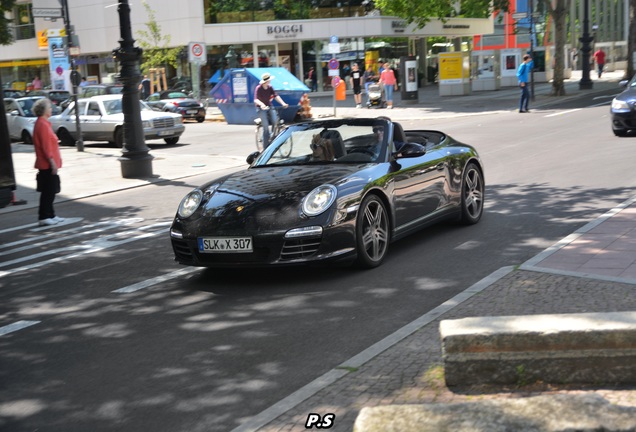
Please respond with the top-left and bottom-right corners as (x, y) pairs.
(112, 0), (153, 178)
(579, 0), (594, 89)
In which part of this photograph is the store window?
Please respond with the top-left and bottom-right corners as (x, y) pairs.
(13, 3), (35, 41)
(204, 0), (369, 24)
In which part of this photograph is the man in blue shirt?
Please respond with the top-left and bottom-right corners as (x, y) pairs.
(517, 54), (532, 113)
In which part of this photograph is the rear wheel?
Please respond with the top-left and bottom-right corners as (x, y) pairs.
(459, 162), (484, 225)
(58, 128), (75, 146)
(114, 127), (124, 148)
(355, 195), (390, 268)
(164, 137), (179, 145)
(196, 117), (205, 123)
(21, 130), (32, 144)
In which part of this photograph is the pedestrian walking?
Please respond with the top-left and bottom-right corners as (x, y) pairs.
(31, 75), (42, 90)
(379, 62), (397, 109)
(516, 54), (532, 113)
(140, 75), (151, 99)
(349, 63), (363, 108)
(254, 72), (288, 148)
(32, 98), (64, 226)
(593, 48), (606, 78)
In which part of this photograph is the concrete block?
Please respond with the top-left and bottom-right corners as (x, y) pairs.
(440, 311), (636, 386)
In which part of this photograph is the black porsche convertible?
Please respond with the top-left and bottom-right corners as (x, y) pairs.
(170, 117), (484, 268)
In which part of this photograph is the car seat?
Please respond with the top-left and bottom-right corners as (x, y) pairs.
(320, 129), (346, 159)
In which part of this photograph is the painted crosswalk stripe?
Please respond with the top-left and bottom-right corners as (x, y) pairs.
(0, 320), (40, 336)
(113, 267), (201, 293)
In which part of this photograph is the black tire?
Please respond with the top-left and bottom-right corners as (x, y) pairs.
(114, 127), (124, 148)
(459, 162), (484, 225)
(196, 117), (205, 123)
(613, 128), (628, 137)
(355, 194), (390, 268)
(21, 130), (32, 144)
(58, 128), (75, 146)
(164, 137), (179, 145)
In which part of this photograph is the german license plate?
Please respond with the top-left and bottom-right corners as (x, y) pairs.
(198, 237), (253, 253)
(158, 130), (173, 136)
(187, 109), (198, 114)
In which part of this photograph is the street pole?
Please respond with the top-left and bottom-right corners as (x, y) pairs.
(529, 0), (535, 101)
(579, 0), (594, 89)
(112, 0), (153, 178)
(60, 0), (84, 151)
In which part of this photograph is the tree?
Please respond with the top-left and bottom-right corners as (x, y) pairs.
(540, 0), (569, 96)
(374, 0), (509, 27)
(627, 0), (636, 80)
(135, 0), (182, 75)
(0, 0), (15, 45)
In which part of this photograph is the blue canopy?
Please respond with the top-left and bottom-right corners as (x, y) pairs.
(210, 67), (310, 124)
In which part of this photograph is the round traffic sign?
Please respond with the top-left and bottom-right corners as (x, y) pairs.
(191, 43), (203, 58)
(328, 58), (339, 70)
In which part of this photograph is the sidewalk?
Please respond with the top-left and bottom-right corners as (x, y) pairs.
(3, 69), (635, 430)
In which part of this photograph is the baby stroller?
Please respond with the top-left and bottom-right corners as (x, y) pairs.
(366, 82), (386, 108)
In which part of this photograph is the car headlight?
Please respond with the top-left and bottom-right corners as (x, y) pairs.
(302, 185), (337, 217)
(178, 189), (203, 218)
(142, 120), (152, 128)
(175, 116), (183, 124)
(611, 99), (630, 111)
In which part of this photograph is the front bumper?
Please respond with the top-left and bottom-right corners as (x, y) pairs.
(611, 111), (636, 131)
(145, 124), (185, 140)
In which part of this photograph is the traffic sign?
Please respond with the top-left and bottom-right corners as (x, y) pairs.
(328, 58), (339, 70)
(32, 8), (63, 18)
(188, 42), (207, 63)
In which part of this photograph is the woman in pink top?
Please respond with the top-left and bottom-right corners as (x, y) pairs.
(379, 62), (398, 109)
(33, 98), (64, 226)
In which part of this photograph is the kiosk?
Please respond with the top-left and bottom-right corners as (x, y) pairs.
(471, 50), (500, 91)
(500, 49), (522, 87)
(438, 52), (471, 96)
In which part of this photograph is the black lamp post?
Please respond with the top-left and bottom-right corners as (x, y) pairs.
(112, 0), (153, 178)
(579, 0), (594, 89)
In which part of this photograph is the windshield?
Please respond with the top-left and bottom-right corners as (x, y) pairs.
(17, 98), (41, 117)
(253, 120), (389, 167)
(102, 99), (153, 115)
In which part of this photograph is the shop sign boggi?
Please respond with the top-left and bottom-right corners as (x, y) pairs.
(265, 24), (303, 39)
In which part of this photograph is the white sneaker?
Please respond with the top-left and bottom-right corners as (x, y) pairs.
(52, 216), (65, 222)
(38, 218), (58, 226)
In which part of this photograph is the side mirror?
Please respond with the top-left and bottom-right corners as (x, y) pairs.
(10, 110), (19, 116)
(246, 151), (260, 165)
(392, 142), (426, 159)
(619, 80), (629, 88)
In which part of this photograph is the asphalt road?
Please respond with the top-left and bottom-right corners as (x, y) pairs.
(2, 93), (635, 431)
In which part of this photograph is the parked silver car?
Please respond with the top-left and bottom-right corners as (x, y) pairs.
(50, 94), (185, 147)
(4, 96), (44, 143)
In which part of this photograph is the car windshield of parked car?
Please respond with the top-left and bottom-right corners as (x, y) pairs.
(101, 99), (153, 115)
(162, 92), (188, 99)
(254, 121), (389, 167)
(17, 98), (40, 117)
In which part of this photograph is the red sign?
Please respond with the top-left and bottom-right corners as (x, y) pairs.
(328, 58), (339, 70)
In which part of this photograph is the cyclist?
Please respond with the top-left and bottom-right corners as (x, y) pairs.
(254, 73), (288, 148)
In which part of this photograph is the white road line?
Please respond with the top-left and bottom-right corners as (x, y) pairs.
(0, 320), (40, 336)
(0, 219), (145, 256)
(0, 223), (170, 278)
(544, 109), (581, 117)
(113, 267), (202, 293)
(0, 217), (84, 235)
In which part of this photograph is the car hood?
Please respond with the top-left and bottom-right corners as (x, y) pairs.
(192, 164), (375, 231)
(615, 87), (636, 103)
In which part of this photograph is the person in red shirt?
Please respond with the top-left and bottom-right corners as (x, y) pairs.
(379, 62), (398, 109)
(593, 48), (606, 78)
(33, 98), (63, 226)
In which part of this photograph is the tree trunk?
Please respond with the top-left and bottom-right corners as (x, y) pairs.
(550, 0), (568, 96)
(628, 0), (636, 80)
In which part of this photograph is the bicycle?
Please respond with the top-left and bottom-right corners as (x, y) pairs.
(254, 106), (287, 152)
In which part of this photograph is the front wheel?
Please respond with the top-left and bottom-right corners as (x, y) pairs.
(114, 127), (124, 148)
(21, 130), (33, 144)
(355, 195), (390, 268)
(459, 162), (484, 225)
(196, 117), (205, 123)
(613, 128), (628, 137)
(255, 124), (264, 152)
(164, 137), (179, 145)
(58, 128), (75, 146)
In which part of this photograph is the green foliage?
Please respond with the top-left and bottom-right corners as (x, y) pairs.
(374, 0), (509, 28)
(0, 0), (17, 46)
(135, 0), (183, 74)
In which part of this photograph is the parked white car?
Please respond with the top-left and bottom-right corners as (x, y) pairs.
(50, 94), (185, 147)
(4, 96), (44, 143)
